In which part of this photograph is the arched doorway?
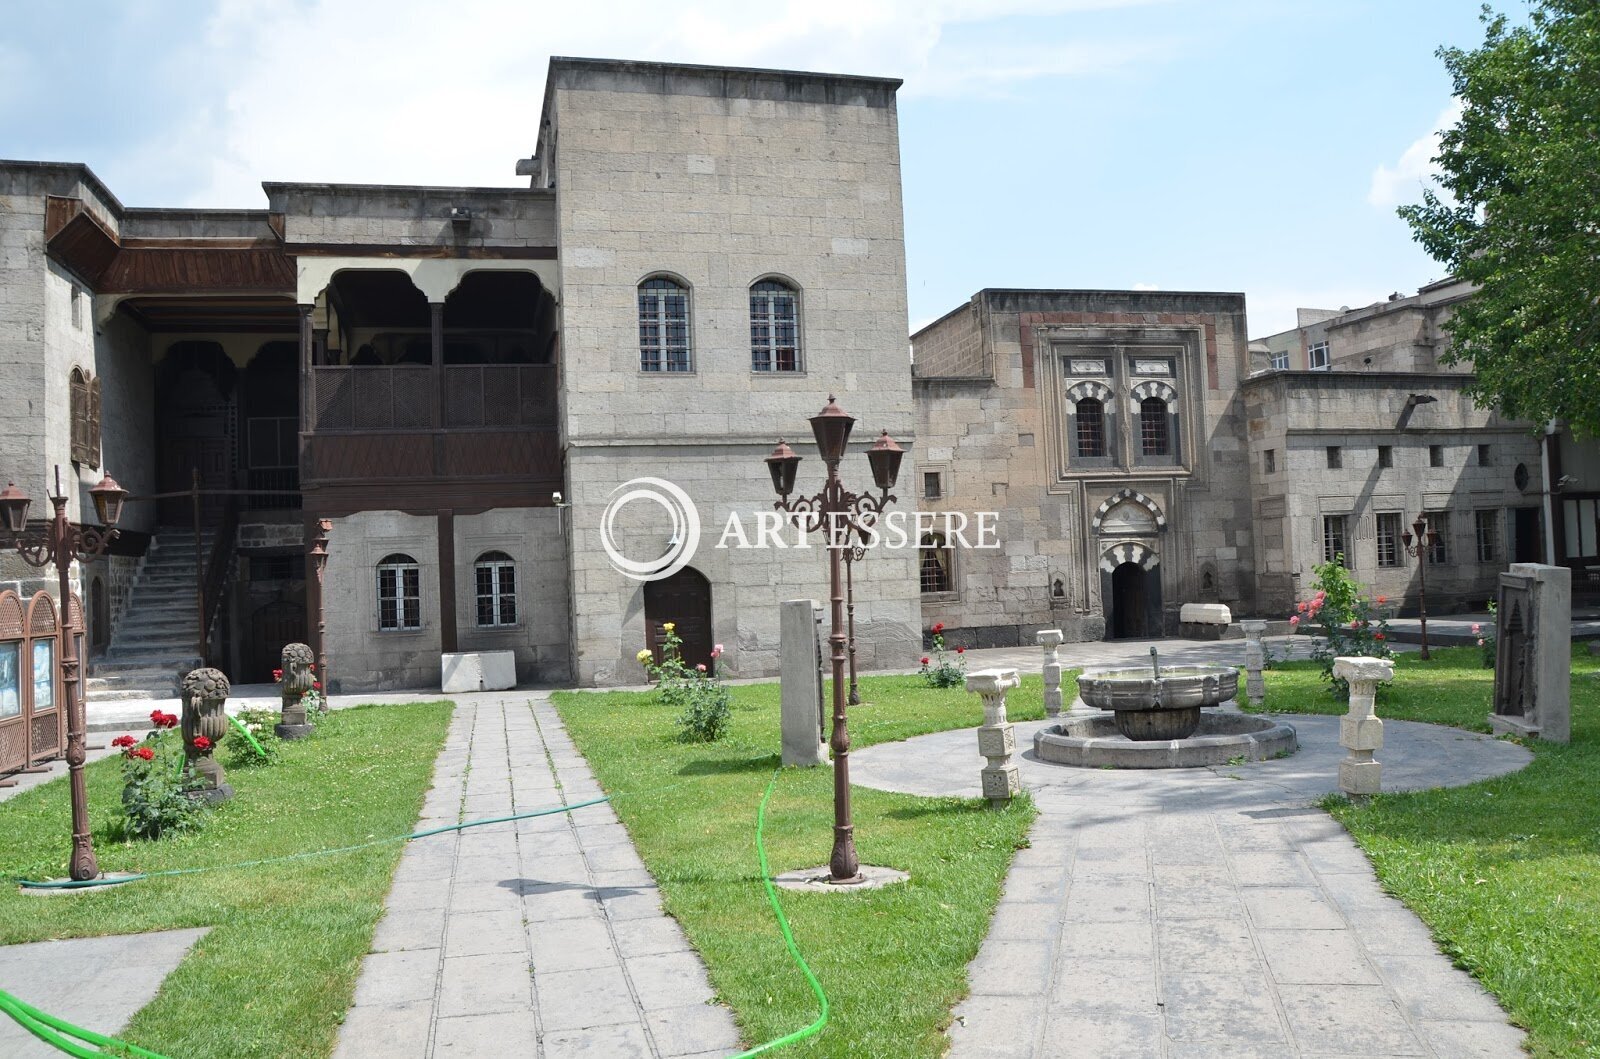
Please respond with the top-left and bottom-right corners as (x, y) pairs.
(644, 568), (712, 671)
(1100, 541), (1162, 640)
(1110, 563), (1149, 638)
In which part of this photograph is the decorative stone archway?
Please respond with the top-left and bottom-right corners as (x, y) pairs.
(1091, 489), (1167, 534)
(1099, 541), (1162, 640)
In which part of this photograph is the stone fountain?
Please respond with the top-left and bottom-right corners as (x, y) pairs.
(1034, 647), (1296, 768)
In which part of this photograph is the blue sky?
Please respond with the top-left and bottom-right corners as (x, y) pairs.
(0, 0), (1495, 335)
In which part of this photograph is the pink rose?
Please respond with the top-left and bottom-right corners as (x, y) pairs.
(1471, 623), (1482, 634)
(711, 643), (724, 659)
(1289, 615), (1300, 626)
(1478, 638), (1486, 647)
(696, 663), (707, 673)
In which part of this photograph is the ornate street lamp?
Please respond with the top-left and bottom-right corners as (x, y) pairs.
(308, 518), (332, 691)
(2, 467), (125, 881)
(765, 398), (903, 883)
(1400, 515), (1440, 661)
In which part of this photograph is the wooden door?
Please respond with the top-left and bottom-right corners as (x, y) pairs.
(644, 568), (713, 671)
(247, 598), (307, 684)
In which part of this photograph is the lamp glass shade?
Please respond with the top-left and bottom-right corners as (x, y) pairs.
(90, 474), (127, 528)
(765, 440), (802, 496)
(1401, 531), (1414, 548)
(808, 395), (855, 463)
(0, 482), (30, 534)
(865, 430), (904, 491)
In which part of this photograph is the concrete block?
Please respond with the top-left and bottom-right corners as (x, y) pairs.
(1339, 758), (1383, 796)
(1340, 715), (1384, 752)
(976, 724), (1016, 759)
(981, 764), (1020, 801)
(779, 599), (826, 767)
(441, 651), (517, 693)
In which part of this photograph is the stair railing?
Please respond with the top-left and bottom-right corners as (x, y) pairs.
(197, 492), (239, 667)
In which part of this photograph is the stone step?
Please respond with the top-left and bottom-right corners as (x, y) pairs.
(88, 665), (187, 687)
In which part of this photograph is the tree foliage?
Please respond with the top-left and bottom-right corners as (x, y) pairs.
(1401, 2), (1600, 434)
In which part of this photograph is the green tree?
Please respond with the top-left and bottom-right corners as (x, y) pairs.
(1401, 2), (1600, 435)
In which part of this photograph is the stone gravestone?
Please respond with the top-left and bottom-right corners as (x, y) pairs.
(1491, 563), (1571, 743)
(1036, 629), (1065, 717)
(181, 667), (234, 803)
(967, 668), (1021, 804)
(276, 642), (316, 740)
(780, 599), (827, 767)
(1241, 620), (1267, 708)
(1334, 655), (1393, 796)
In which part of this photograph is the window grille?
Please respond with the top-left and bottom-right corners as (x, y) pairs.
(1139, 398), (1169, 457)
(1076, 398), (1105, 457)
(750, 280), (800, 372)
(474, 551), (517, 627)
(377, 554), (421, 631)
(1322, 515), (1348, 566)
(1376, 513), (1402, 567)
(1475, 510), (1500, 564)
(919, 534), (952, 594)
(638, 278), (691, 372)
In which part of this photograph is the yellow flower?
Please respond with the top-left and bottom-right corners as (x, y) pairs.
(636, 648), (653, 663)
(662, 622), (676, 633)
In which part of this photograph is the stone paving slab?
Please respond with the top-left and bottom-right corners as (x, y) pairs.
(0, 928), (209, 1058)
(862, 709), (1533, 1057)
(335, 692), (738, 1058)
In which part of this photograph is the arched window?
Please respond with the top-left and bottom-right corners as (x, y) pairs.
(1075, 397), (1105, 457)
(474, 551), (517, 627)
(638, 277), (691, 372)
(750, 279), (800, 372)
(69, 366), (101, 468)
(1140, 397), (1170, 457)
(920, 534), (953, 594)
(376, 554), (421, 631)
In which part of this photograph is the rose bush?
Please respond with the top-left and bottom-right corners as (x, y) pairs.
(919, 621), (967, 688)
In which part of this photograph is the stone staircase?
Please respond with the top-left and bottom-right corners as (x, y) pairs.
(87, 527), (211, 701)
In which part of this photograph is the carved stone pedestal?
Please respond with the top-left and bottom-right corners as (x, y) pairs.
(1334, 656), (1393, 797)
(967, 668), (1021, 803)
(1036, 629), (1065, 718)
(182, 667), (234, 804)
(1241, 620), (1267, 709)
(276, 642), (316, 740)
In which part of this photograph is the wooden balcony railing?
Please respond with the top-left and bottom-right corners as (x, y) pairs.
(308, 365), (557, 431)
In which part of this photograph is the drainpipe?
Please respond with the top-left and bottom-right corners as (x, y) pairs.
(1541, 420), (1558, 564)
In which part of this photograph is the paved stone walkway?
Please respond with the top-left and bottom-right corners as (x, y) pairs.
(335, 692), (739, 1059)
(854, 711), (1533, 1057)
(0, 928), (209, 1058)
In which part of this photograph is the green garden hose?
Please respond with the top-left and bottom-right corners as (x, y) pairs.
(225, 714), (268, 759)
(0, 987), (169, 1059)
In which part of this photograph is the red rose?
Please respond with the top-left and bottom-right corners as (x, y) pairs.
(955, 646), (966, 654)
(931, 622), (945, 634)
(272, 669), (283, 681)
(111, 735), (136, 748)
(1376, 595), (1387, 604)
(192, 736), (212, 751)
(1374, 632), (1386, 641)
(133, 746), (155, 761)
(919, 656), (930, 665)
(308, 663), (316, 672)
(313, 681), (322, 691)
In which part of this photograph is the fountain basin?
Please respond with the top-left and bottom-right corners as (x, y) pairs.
(1076, 664), (1240, 740)
(1034, 712), (1297, 769)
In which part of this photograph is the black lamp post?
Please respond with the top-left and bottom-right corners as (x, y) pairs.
(1400, 514), (1439, 661)
(765, 398), (902, 883)
(0, 467), (126, 881)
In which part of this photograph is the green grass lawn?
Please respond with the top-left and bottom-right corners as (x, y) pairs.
(0, 701), (452, 1059)
(554, 672), (1058, 1057)
(1255, 645), (1600, 1058)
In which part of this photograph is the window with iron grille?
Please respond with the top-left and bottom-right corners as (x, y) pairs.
(1139, 397), (1170, 457)
(1425, 513), (1449, 564)
(1378, 445), (1392, 469)
(750, 280), (800, 372)
(1475, 510), (1500, 564)
(1376, 513), (1403, 567)
(1326, 446), (1342, 470)
(919, 534), (952, 594)
(923, 471), (942, 499)
(377, 554), (421, 631)
(1322, 515), (1348, 566)
(1075, 397), (1106, 457)
(1308, 341), (1330, 370)
(474, 551), (517, 627)
(638, 277), (691, 372)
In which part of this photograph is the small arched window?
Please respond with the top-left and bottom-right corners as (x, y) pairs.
(1140, 397), (1170, 457)
(920, 534), (953, 594)
(376, 553), (421, 631)
(1075, 398), (1105, 457)
(638, 277), (691, 372)
(750, 279), (800, 372)
(474, 551), (517, 627)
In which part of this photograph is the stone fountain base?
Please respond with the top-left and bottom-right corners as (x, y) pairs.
(1034, 712), (1297, 769)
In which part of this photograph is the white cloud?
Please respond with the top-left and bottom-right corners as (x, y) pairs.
(1367, 99), (1462, 209)
(1132, 282), (1159, 291)
(169, 0), (1168, 206)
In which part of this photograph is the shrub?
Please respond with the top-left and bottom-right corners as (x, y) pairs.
(1290, 556), (1392, 694)
(224, 708), (282, 766)
(116, 720), (209, 840)
(640, 624), (732, 743)
(918, 622), (967, 688)
(1477, 600), (1497, 668)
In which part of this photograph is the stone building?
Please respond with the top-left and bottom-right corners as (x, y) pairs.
(912, 290), (1257, 646)
(0, 56), (920, 695)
